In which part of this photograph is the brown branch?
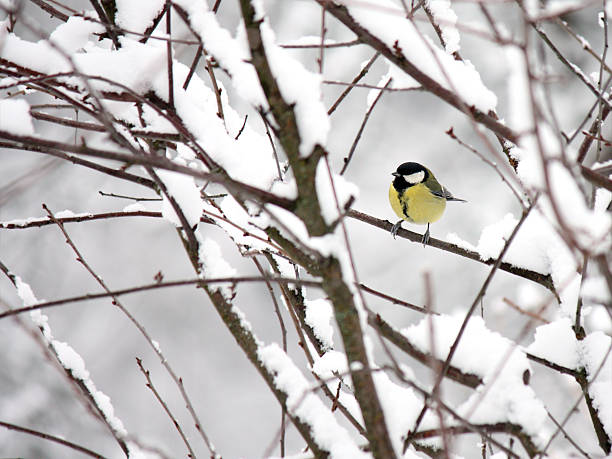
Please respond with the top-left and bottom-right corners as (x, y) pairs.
(524, 13), (612, 112)
(239, 3), (395, 456)
(542, 343), (612, 455)
(205, 55), (225, 124)
(263, 253), (368, 438)
(240, 0), (328, 236)
(0, 262), (130, 455)
(347, 209), (557, 294)
(0, 130), (294, 209)
(281, 39), (361, 49)
(29, 0), (69, 22)
(197, 281), (329, 456)
(0, 276), (323, 321)
(580, 164), (612, 192)
(359, 283), (429, 314)
(502, 297), (549, 323)
(41, 204), (219, 455)
(98, 191), (162, 201)
(263, 253), (324, 357)
(412, 422), (540, 458)
(0, 420), (107, 459)
(252, 256), (288, 456)
(0, 210), (163, 229)
(525, 352), (579, 378)
(340, 77), (392, 175)
(368, 312), (483, 388)
(327, 51), (380, 115)
(391, 369), (522, 459)
(89, 0), (120, 49)
(183, 44), (203, 90)
(405, 201), (537, 451)
(30, 110), (106, 132)
(165, 0), (174, 108)
(135, 358), (197, 458)
(317, 0), (520, 144)
(579, 367), (612, 453)
(139, 3), (167, 43)
(0, 140), (158, 190)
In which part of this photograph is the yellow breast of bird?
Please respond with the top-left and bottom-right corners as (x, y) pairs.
(388, 182), (446, 224)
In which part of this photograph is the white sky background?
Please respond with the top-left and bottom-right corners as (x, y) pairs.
(0, 0), (610, 458)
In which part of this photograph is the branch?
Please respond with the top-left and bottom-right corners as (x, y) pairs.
(340, 77), (392, 175)
(0, 140), (158, 190)
(29, 0), (69, 22)
(0, 276), (323, 321)
(317, 0), (520, 144)
(239, 0), (329, 236)
(347, 209), (557, 294)
(0, 420), (107, 459)
(405, 201), (537, 451)
(0, 210), (164, 229)
(135, 358), (197, 458)
(0, 130), (294, 209)
(368, 312), (483, 388)
(89, 0), (121, 48)
(412, 422), (540, 458)
(239, 2), (396, 456)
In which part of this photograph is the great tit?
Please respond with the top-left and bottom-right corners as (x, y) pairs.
(389, 162), (466, 245)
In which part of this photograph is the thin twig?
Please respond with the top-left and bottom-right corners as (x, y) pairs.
(88, 0), (120, 49)
(542, 343), (612, 455)
(252, 256), (287, 457)
(328, 51), (380, 115)
(98, 191), (162, 201)
(0, 420), (107, 459)
(165, 0), (174, 108)
(359, 283), (429, 314)
(318, 3), (326, 73)
(41, 204), (219, 456)
(423, 272), (452, 459)
(205, 54), (226, 127)
(235, 114), (248, 140)
(546, 412), (591, 459)
(135, 358), (197, 459)
(502, 297), (549, 323)
(446, 127), (526, 206)
(0, 275), (323, 321)
(324, 80), (422, 91)
(139, 4), (167, 44)
(0, 210), (163, 229)
(340, 77), (392, 175)
(261, 114), (283, 180)
(29, 0), (69, 21)
(281, 39), (361, 49)
(404, 200), (537, 452)
(183, 44), (203, 90)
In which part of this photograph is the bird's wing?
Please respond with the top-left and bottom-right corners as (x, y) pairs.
(433, 187), (467, 202)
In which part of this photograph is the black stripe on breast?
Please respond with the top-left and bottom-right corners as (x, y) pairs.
(401, 196), (409, 219)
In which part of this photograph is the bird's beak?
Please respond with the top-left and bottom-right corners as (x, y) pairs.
(392, 172), (401, 177)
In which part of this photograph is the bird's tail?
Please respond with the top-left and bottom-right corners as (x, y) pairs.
(442, 187), (467, 202)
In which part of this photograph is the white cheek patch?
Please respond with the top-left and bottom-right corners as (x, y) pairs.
(403, 171), (425, 184)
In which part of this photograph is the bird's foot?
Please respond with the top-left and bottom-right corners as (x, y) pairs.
(391, 221), (403, 239)
(421, 224), (431, 246)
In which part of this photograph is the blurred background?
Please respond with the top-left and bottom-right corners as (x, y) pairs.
(1, 0), (610, 457)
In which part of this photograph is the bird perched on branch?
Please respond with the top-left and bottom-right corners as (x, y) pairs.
(389, 162), (466, 245)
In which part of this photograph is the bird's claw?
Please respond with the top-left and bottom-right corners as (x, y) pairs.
(421, 225), (430, 246)
(391, 221), (402, 239)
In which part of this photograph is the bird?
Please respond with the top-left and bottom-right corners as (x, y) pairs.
(389, 162), (466, 245)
